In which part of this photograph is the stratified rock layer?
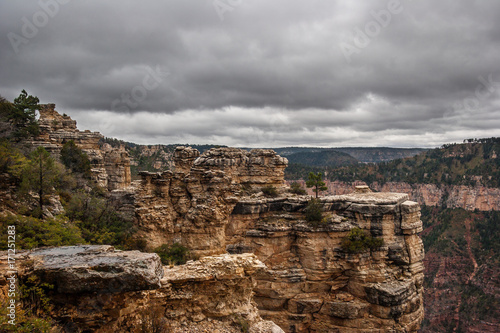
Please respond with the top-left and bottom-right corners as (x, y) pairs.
(1, 248), (283, 333)
(227, 187), (425, 332)
(132, 146), (288, 255)
(32, 104), (131, 190)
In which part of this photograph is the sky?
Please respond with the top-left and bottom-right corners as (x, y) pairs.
(1, 0), (500, 148)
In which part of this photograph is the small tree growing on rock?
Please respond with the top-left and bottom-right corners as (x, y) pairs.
(306, 172), (327, 198)
(20, 146), (63, 215)
(9, 90), (40, 140)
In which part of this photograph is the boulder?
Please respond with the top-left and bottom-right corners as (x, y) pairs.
(28, 245), (163, 293)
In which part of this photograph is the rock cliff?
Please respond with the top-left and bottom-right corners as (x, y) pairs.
(126, 148), (425, 332)
(227, 187), (425, 332)
(0, 246), (283, 333)
(0, 146), (425, 332)
(131, 146), (288, 256)
(32, 104), (131, 190)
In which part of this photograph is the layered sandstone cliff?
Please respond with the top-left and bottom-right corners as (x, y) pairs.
(131, 146), (288, 255)
(0, 246), (283, 332)
(227, 187), (425, 332)
(127, 148), (425, 332)
(32, 104), (131, 190)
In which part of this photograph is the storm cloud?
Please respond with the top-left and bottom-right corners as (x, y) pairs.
(1, 0), (499, 147)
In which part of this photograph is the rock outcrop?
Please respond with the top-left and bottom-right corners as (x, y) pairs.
(132, 146), (288, 255)
(27, 245), (164, 293)
(1, 146), (425, 332)
(32, 104), (131, 190)
(1, 246), (283, 333)
(227, 187), (425, 332)
(127, 148), (425, 332)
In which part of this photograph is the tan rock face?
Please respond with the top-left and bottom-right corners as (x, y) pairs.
(132, 146), (288, 256)
(130, 148), (424, 332)
(227, 190), (425, 333)
(32, 104), (131, 191)
(1, 249), (282, 333)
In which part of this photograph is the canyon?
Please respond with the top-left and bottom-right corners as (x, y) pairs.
(1, 107), (426, 332)
(112, 146), (425, 332)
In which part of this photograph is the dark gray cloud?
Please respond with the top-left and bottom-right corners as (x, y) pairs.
(1, 0), (500, 147)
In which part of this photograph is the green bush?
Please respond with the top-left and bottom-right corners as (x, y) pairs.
(304, 198), (324, 226)
(122, 237), (149, 252)
(341, 227), (384, 253)
(0, 139), (26, 176)
(60, 140), (92, 178)
(0, 214), (85, 250)
(0, 299), (52, 333)
(289, 182), (307, 195)
(65, 190), (134, 246)
(154, 243), (189, 265)
(261, 185), (278, 197)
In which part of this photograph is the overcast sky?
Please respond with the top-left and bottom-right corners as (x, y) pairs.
(1, 0), (500, 148)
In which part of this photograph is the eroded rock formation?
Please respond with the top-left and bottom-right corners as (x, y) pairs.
(227, 187), (425, 332)
(129, 148), (425, 332)
(32, 104), (131, 190)
(0, 246), (283, 333)
(1, 146), (425, 332)
(132, 146), (288, 255)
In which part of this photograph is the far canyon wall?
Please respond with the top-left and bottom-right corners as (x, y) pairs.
(290, 180), (500, 211)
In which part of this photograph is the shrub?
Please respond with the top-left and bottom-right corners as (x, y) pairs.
(0, 214), (85, 250)
(289, 182), (307, 195)
(60, 140), (91, 178)
(66, 190), (134, 246)
(122, 237), (148, 252)
(304, 198), (324, 226)
(19, 275), (54, 317)
(0, 298), (52, 333)
(154, 243), (189, 265)
(261, 185), (278, 197)
(341, 227), (384, 253)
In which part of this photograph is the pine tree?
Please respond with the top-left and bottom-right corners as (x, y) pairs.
(306, 172), (327, 198)
(20, 147), (62, 214)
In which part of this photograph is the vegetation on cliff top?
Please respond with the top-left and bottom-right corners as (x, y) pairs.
(306, 172), (327, 198)
(154, 243), (190, 265)
(304, 198), (325, 227)
(286, 138), (500, 188)
(0, 93), (135, 251)
(0, 90), (40, 140)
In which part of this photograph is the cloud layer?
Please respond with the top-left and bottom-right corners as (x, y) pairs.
(1, 0), (500, 147)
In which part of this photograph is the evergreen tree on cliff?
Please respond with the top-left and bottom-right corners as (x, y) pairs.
(20, 147), (62, 216)
(6, 90), (40, 140)
(306, 172), (327, 198)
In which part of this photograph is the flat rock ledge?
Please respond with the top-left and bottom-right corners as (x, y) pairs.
(27, 245), (163, 293)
